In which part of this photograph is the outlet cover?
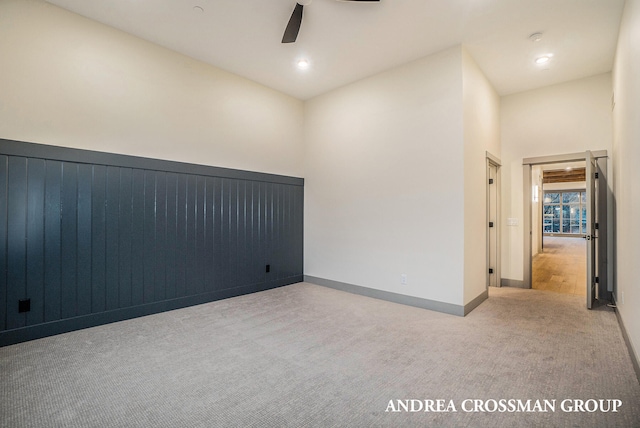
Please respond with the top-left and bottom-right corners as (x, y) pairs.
(400, 274), (407, 285)
(18, 299), (31, 313)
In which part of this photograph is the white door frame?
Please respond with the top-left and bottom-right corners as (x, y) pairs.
(487, 152), (501, 288)
(522, 151), (609, 302)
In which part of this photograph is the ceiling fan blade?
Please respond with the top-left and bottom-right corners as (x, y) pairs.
(282, 3), (304, 44)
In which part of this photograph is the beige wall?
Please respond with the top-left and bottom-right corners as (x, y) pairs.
(304, 47), (466, 305)
(304, 46), (500, 309)
(612, 0), (640, 371)
(0, 0), (304, 177)
(462, 48), (501, 304)
(500, 73), (613, 282)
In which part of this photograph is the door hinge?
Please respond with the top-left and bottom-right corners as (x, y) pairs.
(489, 178), (494, 184)
(489, 268), (494, 274)
(489, 222), (494, 228)
(595, 277), (599, 284)
(595, 223), (599, 230)
(595, 172), (599, 179)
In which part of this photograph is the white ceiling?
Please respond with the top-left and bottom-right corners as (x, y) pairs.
(44, 0), (624, 100)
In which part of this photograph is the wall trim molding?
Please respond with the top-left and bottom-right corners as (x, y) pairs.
(501, 278), (527, 288)
(464, 289), (488, 315)
(613, 297), (640, 384)
(0, 276), (303, 347)
(522, 150), (608, 165)
(304, 276), (483, 317)
(0, 139), (303, 187)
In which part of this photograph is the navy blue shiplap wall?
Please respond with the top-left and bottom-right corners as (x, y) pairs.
(0, 139), (303, 346)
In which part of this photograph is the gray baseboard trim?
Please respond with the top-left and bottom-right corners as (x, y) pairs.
(464, 289), (488, 316)
(612, 296), (640, 384)
(304, 276), (466, 317)
(501, 278), (527, 288)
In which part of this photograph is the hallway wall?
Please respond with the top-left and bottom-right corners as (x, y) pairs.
(304, 47), (466, 307)
(462, 49), (501, 305)
(500, 73), (613, 284)
(612, 0), (640, 375)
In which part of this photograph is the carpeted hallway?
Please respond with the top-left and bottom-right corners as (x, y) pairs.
(1, 283), (639, 427)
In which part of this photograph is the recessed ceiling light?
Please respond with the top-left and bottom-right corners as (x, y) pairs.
(297, 59), (310, 70)
(535, 56), (551, 65)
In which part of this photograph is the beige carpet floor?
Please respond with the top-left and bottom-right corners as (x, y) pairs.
(1, 283), (639, 427)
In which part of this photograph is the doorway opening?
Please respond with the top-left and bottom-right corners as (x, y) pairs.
(522, 151), (611, 309)
(531, 162), (587, 296)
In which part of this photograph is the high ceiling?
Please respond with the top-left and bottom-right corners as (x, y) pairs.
(44, 0), (624, 100)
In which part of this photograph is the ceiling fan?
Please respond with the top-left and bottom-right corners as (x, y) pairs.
(282, 0), (380, 43)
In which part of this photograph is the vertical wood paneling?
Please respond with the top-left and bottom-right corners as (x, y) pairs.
(105, 166), (120, 311)
(91, 165), (107, 313)
(294, 185), (304, 273)
(44, 161), (62, 322)
(1, 143), (303, 341)
(155, 172), (167, 302)
(185, 175), (197, 296)
(268, 182), (275, 279)
(0, 156), (9, 331)
(195, 176), (205, 294)
(165, 173), (178, 299)
(262, 182), (270, 283)
(282, 185), (290, 279)
(7, 157), (27, 329)
(286, 185), (295, 279)
(275, 184), (283, 280)
(211, 178), (223, 290)
(204, 177), (215, 292)
(26, 158), (46, 325)
(118, 168), (133, 308)
(281, 185), (288, 279)
(220, 179), (231, 287)
(60, 163), (78, 319)
(130, 169), (145, 306)
(251, 181), (261, 285)
(76, 164), (92, 316)
(237, 181), (249, 287)
(143, 170), (156, 303)
(175, 174), (188, 297)
(281, 185), (288, 280)
(229, 179), (239, 289)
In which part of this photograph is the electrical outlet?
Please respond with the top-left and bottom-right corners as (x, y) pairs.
(18, 299), (30, 313)
(265, 264), (271, 273)
(400, 274), (407, 285)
